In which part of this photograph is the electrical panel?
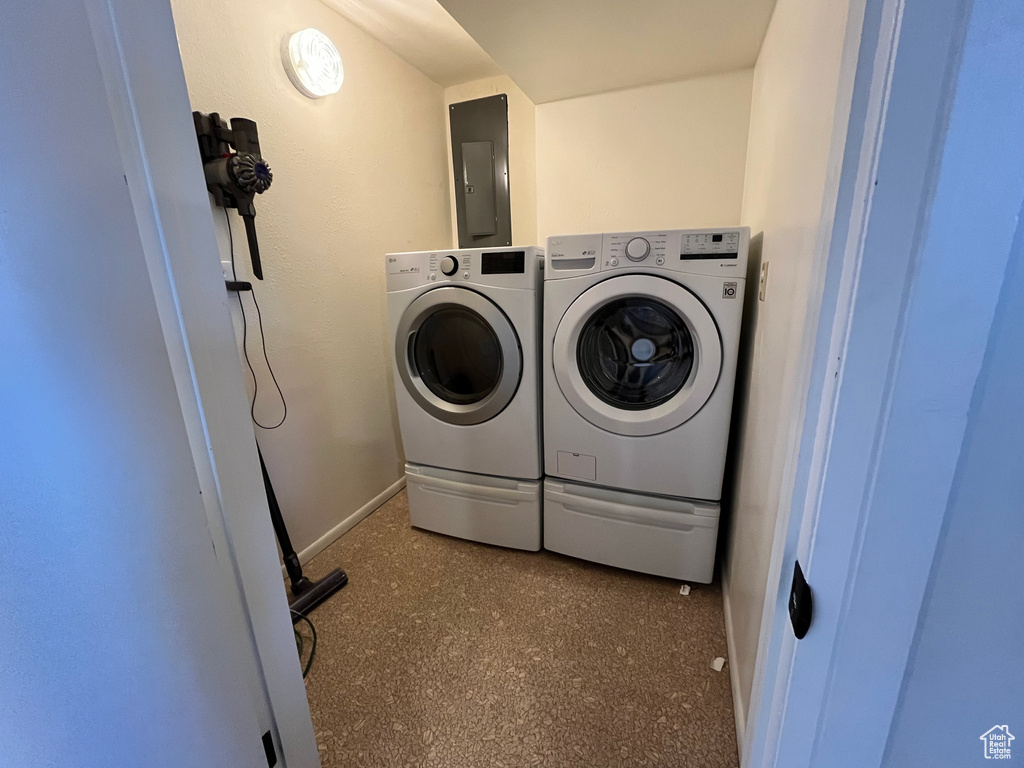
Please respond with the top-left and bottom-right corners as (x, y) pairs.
(449, 95), (512, 248)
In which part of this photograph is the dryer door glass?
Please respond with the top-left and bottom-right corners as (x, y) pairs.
(413, 307), (503, 404)
(396, 286), (523, 426)
(577, 298), (694, 409)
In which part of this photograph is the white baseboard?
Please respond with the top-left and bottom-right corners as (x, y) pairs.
(281, 476), (406, 576)
(722, 572), (747, 765)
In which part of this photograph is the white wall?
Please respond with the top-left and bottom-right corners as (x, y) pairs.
(0, 2), (268, 763)
(170, 0), (452, 553)
(536, 70), (753, 241)
(442, 69), (751, 246)
(444, 75), (538, 246)
(723, 0), (854, 736)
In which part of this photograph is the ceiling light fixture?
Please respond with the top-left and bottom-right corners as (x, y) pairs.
(282, 28), (344, 99)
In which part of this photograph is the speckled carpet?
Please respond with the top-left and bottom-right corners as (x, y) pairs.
(298, 489), (738, 768)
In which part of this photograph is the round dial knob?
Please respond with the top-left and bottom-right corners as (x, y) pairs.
(440, 255), (459, 276)
(625, 237), (651, 261)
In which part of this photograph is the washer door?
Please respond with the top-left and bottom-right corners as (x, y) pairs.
(396, 286), (522, 425)
(553, 275), (722, 436)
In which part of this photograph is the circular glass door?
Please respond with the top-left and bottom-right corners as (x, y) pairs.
(413, 307), (502, 404)
(552, 275), (722, 436)
(396, 287), (522, 425)
(577, 298), (694, 410)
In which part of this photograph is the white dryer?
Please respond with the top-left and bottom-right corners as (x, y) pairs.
(386, 246), (544, 551)
(542, 228), (749, 581)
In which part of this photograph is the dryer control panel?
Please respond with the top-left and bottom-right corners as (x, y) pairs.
(386, 246), (544, 292)
(546, 228), (749, 281)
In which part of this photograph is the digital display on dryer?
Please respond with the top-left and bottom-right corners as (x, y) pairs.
(481, 250), (526, 274)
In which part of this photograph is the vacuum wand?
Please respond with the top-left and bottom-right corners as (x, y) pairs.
(258, 445), (348, 620)
(242, 213), (263, 280)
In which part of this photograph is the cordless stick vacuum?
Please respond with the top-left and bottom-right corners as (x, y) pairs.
(194, 111), (348, 620)
(259, 446), (348, 619)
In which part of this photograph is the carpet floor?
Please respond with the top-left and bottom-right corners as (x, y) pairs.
(298, 489), (738, 768)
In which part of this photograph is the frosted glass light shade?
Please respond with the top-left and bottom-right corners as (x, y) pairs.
(283, 28), (343, 99)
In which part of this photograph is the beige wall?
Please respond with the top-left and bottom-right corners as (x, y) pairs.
(444, 75), (538, 246)
(723, 0), (855, 738)
(171, 0), (452, 553)
(536, 70), (753, 241)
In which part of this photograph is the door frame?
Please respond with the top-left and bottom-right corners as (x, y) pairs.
(743, 0), (1022, 765)
(82, 1), (319, 765)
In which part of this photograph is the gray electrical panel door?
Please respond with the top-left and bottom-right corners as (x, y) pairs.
(450, 94), (511, 248)
(462, 141), (497, 235)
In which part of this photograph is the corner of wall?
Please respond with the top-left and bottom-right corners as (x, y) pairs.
(723, 0), (859, 748)
(535, 70), (754, 241)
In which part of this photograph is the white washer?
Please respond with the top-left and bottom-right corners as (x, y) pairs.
(542, 228), (749, 581)
(386, 246), (544, 551)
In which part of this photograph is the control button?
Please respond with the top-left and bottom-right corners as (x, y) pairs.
(440, 255), (458, 276)
(463, 271), (470, 279)
(429, 273), (437, 281)
(610, 258), (619, 267)
(625, 237), (651, 261)
(656, 256), (665, 266)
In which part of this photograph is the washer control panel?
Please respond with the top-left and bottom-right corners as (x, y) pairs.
(547, 228), (750, 280)
(681, 231), (741, 258)
(607, 233), (669, 266)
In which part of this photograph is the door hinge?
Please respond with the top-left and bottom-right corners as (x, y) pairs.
(789, 560), (813, 639)
(262, 730), (277, 767)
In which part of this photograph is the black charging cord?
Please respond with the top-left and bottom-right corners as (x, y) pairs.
(225, 208), (288, 430)
(291, 609), (318, 678)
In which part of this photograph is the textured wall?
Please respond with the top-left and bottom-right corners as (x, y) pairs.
(170, 0), (452, 552)
(444, 75), (538, 247)
(535, 70), (752, 241)
(723, 0), (853, 735)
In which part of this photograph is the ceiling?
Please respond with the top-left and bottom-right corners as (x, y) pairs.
(437, 0), (776, 103)
(320, 0), (503, 87)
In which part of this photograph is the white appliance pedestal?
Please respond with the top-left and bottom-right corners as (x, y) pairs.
(405, 463), (542, 552)
(543, 478), (720, 583)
